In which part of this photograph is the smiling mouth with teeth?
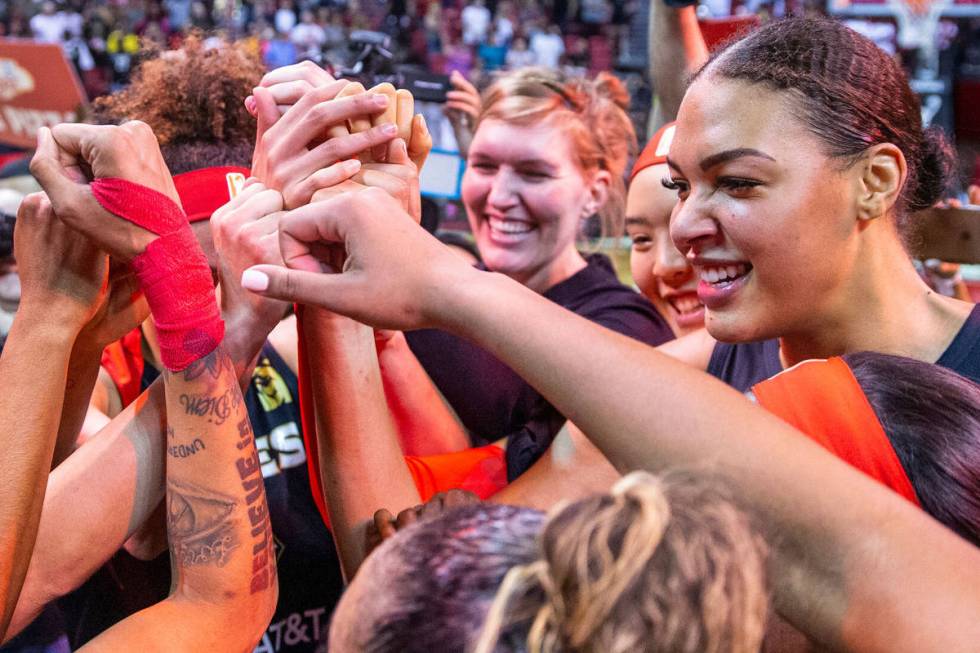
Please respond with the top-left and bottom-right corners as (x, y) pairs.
(488, 217), (534, 235)
(698, 263), (753, 285)
(667, 294), (702, 315)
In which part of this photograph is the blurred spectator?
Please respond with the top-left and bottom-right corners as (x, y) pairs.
(506, 35), (536, 68)
(166, 0), (193, 32)
(30, 1), (67, 43)
(290, 9), (326, 61)
(461, 0), (491, 45)
(478, 32), (507, 71)
(530, 24), (564, 68)
(274, 0), (297, 34)
(262, 26), (298, 68)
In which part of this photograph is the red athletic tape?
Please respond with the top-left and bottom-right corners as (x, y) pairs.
(91, 178), (224, 372)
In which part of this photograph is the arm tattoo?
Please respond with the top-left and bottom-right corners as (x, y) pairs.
(167, 478), (240, 567)
(179, 388), (242, 425)
(181, 349), (236, 383)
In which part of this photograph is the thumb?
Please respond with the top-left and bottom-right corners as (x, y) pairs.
(241, 264), (362, 313)
(385, 138), (409, 166)
(30, 127), (81, 208)
(252, 86), (281, 152)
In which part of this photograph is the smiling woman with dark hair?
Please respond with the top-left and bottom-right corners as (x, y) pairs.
(655, 18), (978, 385)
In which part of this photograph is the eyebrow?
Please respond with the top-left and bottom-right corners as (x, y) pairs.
(625, 216), (652, 227)
(666, 148), (776, 173)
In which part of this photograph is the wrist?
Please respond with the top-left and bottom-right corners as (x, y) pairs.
(422, 263), (490, 331)
(7, 307), (80, 347)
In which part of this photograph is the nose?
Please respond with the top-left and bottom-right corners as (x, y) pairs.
(486, 167), (519, 211)
(669, 193), (719, 257)
(653, 230), (692, 288)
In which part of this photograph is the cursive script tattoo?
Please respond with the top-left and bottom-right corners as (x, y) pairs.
(168, 438), (206, 458)
(179, 388), (241, 425)
(167, 478), (239, 567)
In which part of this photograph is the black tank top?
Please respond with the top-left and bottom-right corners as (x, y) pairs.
(707, 303), (980, 391)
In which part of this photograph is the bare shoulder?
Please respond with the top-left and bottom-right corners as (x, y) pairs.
(656, 328), (717, 371)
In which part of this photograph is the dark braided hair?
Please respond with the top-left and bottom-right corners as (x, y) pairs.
(696, 18), (953, 227)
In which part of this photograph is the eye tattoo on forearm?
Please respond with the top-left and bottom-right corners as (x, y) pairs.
(167, 478), (239, 567)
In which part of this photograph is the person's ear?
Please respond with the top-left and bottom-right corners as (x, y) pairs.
(854, 143), (907, 221)
(582, 169), (611, 218)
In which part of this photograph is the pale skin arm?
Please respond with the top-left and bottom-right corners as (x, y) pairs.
(246, 191), (980, 653)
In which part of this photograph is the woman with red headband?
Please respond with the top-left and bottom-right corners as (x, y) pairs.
(626, 121), (704, 338)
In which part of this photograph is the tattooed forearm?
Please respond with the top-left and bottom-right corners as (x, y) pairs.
(179, 388), (242, 425)
(166, 478), (240, 567)
(168, 438), (206, 458)
(181, 348), (237, 383)
(235, 417), (276, 594)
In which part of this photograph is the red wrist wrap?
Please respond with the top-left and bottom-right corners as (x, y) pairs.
(91, 178), (224, 372)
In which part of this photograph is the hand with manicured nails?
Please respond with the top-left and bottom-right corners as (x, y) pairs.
(14, 192), (107, 329)
(241, 186), (474, 329)
(250, 82), (399, 209)
(29, 122), (177, 262)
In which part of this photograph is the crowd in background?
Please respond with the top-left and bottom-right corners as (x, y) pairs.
(4, 0), (980, 136)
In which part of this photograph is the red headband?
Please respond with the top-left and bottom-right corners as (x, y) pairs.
(173, 166), (250, 222)
(631, 121), (676, 182)
(752, 357), (921, 506)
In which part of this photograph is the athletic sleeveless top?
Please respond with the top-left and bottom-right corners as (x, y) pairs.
(707, 303), (980, 391)
(60, 343), (343, 653)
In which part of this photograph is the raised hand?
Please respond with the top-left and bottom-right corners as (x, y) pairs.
(444, 70), (481, 158)
(29, 122), (177, 262)
(14, 192), (107, 331)
(241, 186), (473, 329)
(250, 83), (398, 209)
(78, 261), (149, 349)
(245, 60), (337, 118)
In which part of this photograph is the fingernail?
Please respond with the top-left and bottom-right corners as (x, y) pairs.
(418, 114), (427, 132)
(245, 96), (256, 112)
(344, 158), (361, 171)
(381, 123), (397, 135)
(373, 94), (389, 107)
(241, 269), (269, 292)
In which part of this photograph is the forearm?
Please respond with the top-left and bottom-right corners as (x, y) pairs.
(490, 424), (620, 511)
(303, 310), (420, 578)
(377, 332), (471, 455)
(78, 347), (280, 652)
(0, 312), (76, 638)
(5, 378), (167, 642)
(649, 4), (708, 125)
(52, 339), (104, 466)
(436, 270), (980, 651)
